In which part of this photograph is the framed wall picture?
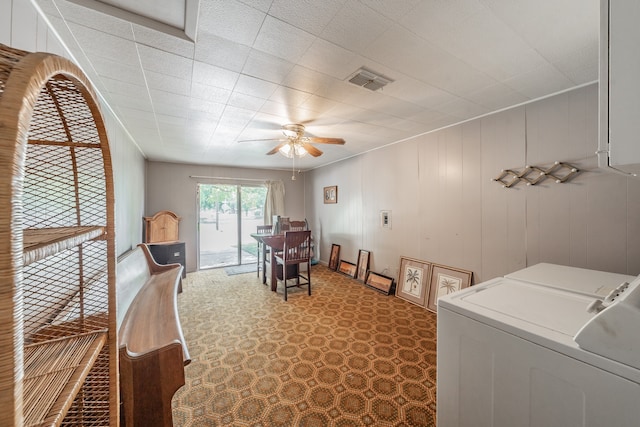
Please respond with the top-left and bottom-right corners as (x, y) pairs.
(396, 256), (432, 307)
(426, 264), (473, 312)
(365, 271), (395, 295)
(324, 186), (338, 204)
(338, 260), (357, 277)
(355, 249), (370, 281)
(328, 244), (341, 270)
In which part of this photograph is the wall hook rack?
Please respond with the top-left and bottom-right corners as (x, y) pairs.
(492, 161), (579, 188)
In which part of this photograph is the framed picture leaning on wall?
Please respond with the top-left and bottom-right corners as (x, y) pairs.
(338, 260), (357, 277)
(328, 244), (341, 270)
(355, 249), (370, 281)
(365, 271), (395, 295)
(426, 264), (473, 312)
(396, 256), (432, 307)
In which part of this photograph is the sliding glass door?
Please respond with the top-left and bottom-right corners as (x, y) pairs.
(198, 183), (267, 269)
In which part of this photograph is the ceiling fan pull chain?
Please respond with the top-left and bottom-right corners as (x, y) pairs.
(292, 151), (296, 180)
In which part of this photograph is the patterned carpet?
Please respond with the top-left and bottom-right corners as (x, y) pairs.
(171, 265), (437, 426)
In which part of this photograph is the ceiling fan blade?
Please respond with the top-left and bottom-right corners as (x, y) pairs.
(302, 142), (323, 157)
(307, 137), (345, 145)
(266, 143), (287, 155)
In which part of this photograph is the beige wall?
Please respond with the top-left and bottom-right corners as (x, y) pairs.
(307, 84), (640, 283)
(146, 161), (306, 272)
(3, 0), (147, 256)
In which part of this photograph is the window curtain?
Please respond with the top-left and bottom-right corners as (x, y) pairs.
(264, 180), (285, 224)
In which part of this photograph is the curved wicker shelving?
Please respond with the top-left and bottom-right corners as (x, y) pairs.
(0, 43), (117, 426)
(23, 226), (106, 266)
(24, 331), (107, 427)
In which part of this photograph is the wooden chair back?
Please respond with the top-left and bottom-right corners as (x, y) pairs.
(289, 220), (307, 231)
(282, 230), (312, 264)
(257, 225), (272, 234)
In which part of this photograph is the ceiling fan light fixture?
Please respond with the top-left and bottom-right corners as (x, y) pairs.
(279, 142), (307, 158)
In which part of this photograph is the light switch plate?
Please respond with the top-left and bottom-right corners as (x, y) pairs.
(380, 210), (391, 229)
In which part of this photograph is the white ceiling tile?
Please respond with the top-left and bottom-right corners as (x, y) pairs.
(321, 1), (393, 52)
(380, 76), (452, 109)
(194, 31), (251, 72)
(253, 15), (316, 62)
(298, 38), (359, 79)
(154, 103), (189, 118)
(257, 99), (292, 119)
(466, 83), (530, 111)
(281, 65), (336, 95)
(242, 49), (296, 84)
(407, 109), (456, 126)
(400, 0), (486, 41)
(192, 61), (239, 90)
(109, 92), (153, 110)
(219, 105), (256, 130)
(362, 0), (421, 22)
(116, 107), (156, 121)
(187, 99), (225, 118)
(101, 76), (149, 97)
(150, 89), (189, 106)
(137, 44), (193, 79)
(268, 0), (345, 36)
(84, 55), (146, 84)
(269, 86), (312, 108)
(436, 96), (490, 120)
(185, 127), (215, 144)
(190, 82), (232, 104)
(197, 0), (265, 46)
(504, 63), (575, 100)
(427, 9), (550, 82)
(237, 0), (274, 13)
(234, 74), (279, 98)
(227, 92), (267, 111)
(67, 22), (139, 67)
(188, 107), (224, 123)
(299, 95), (340, 117)
(144, 70), (191, 95)
(156, 114), (186, 127)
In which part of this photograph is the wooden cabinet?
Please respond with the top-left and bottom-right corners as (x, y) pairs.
(148, 241), (187, 279)
(0, 44), (117, 426)
(144, 210), (181, 243)
(599, 0), (640, 175)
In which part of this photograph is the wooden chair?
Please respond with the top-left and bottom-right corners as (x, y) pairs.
(289, 220), (307, 231)
(256, 225), (272, 281)
(275, 230), (312, 301)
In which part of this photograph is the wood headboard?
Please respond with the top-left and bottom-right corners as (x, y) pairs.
(143, 210), (181, 243)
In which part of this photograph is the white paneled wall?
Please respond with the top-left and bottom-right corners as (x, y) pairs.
(2, 0), (146, 256)
(307, 84), (640, 283)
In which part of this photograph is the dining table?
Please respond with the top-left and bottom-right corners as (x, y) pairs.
(250, 232), (286, 292)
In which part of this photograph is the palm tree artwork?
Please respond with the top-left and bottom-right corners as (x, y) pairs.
(437, 274), (461, 297)
(403, 266), (423, 297)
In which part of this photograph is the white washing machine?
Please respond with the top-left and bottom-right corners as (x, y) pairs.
(437, 263), (640, 427)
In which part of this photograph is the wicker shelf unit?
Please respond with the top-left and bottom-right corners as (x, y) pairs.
(0, 44), (117, 426)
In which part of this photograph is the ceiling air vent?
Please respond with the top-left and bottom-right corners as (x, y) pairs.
(347, 68), (393, 91)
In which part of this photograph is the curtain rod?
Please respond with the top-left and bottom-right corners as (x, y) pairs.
(189, 175), (274, 182)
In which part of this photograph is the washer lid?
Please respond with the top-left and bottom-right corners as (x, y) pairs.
(451, 278), (595, 336)
(505, 263), (635, 297)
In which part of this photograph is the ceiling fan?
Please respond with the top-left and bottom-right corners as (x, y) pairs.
(241, 123), (345, 158)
